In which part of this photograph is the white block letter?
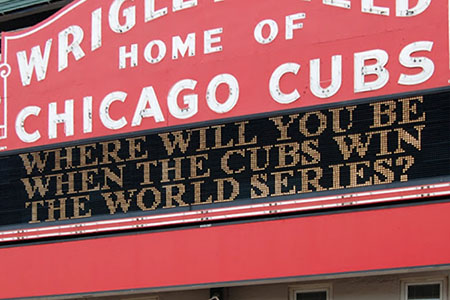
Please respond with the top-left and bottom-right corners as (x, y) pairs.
(17, 39), (52, 86)
(132, 86), (165, 126)
(119, 44), (138, 69)
(310, 55), (342, 98)
(173, 33), (196, 59)
(354, 49), (390, 93)
(269, 63), (300, 104)
(83, 96), (93, 134)
(396, 0), (431, 16)
(91, 8), (102, 51)
(145, 0), (168, 21)
(173, 0), (197, 12)
(48, 100), (74, 139)
(323, 0), (351, 9)
(16, 106), (41, 143)
(168, 79), (198, 119)
(204, 28), (223, 54)
(286, 13), (305, 40)
(144, 40), (167, 64)
(206, 74), (239, 114)
(254, 20), (279, 44)
(58, 25), (86, 72)
(100, 91), (128, 130)
(109, 0), (136, 33)
(362, 0), (390, 15)
(398, 41), (434, 85)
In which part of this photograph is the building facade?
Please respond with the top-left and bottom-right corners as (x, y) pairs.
(0, 1), (449, 299)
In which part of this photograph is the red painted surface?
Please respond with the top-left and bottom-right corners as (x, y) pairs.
(0, 202), (449, 299)
(0, 0), (449, 151)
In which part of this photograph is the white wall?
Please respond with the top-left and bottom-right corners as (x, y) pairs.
(86, 269), (450, 300)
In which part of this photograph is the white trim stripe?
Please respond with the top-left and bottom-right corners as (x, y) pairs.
(0, 182), (449, 242)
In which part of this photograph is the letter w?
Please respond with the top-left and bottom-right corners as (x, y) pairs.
(102, 190), (137, 214)
(334, 134), (373, 160)
(19, 152), (48, 175)
(159, 131), (192, 155)
(19, 152), (50, 175)
(21, 177), (51, 199)
(16, 39), (53, 86)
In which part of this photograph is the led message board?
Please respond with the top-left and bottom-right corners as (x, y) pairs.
(0, 89), (448, 228)
(0, 0), (449, 152)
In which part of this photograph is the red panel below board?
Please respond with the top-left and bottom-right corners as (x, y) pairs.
(1, 202), (450, 299)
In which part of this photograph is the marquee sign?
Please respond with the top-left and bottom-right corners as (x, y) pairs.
(0, 0), (449, 152)
(0, 89), (449, 240)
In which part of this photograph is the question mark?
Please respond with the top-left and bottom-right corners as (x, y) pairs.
(396, 156), (415, 182)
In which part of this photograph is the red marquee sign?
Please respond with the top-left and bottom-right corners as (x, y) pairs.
(0, 0), (448, 152)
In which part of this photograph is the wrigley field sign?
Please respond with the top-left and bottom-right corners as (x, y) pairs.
(0, 90), (448, 227)
(0, 2), (450, 298)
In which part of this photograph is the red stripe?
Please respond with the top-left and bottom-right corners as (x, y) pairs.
(0, 201), (450, 299)
(1, 182), (449, 242)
